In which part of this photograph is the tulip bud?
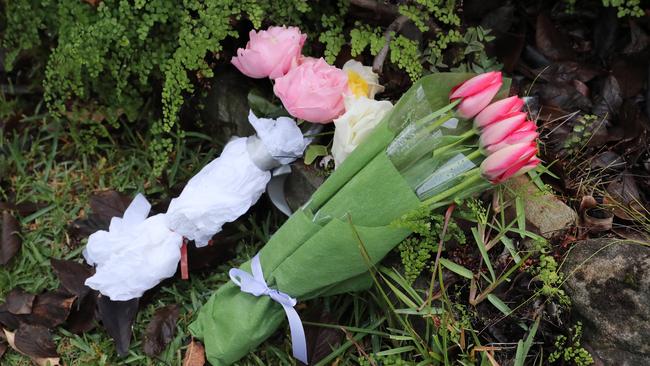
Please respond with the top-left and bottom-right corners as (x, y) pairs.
(478, 112), (527, 149)
(473, 96), (524, 128)
(450, 72), (503, 119)
(480, 142), (539, 183)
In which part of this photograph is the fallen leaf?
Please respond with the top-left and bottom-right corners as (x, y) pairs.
(4, 288), (35, 315)
(65, 291), (98, 334)
(592, 75), (622, 119)
(51, 259), (94, 301)
(1, 211), (21, 265)
(68, 190), (132, 242)
(304, 310), (343, 364)
(25, 290), (76, 328)
(593, 7), (619, 59)
(0, 305), (20, 330)
(183, 339), (205, 366)
(0, 341), (7, 359)
(143, 304), (180, 357)
(606, 173), (642, 220)
(535, 14), (576, 61)
(14, 323), (58, 358)
(98, 295), (139, 357)
(3, 328), (60, 366)
(623, 19), (649, 55)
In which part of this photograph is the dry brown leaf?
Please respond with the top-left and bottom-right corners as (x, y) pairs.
(2, 329), (61, 366)
(183, 339), (205, 366)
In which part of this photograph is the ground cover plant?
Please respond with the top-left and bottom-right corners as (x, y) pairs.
(0, 0), (649, 365)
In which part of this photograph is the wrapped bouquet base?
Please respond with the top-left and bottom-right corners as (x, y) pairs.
(189, 72), (524, 365)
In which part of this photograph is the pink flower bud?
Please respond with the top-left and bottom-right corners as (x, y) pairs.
(473, 96), (525, 128)
(480, 142), (539, 183)
(485, 130), (539, 154)
(478, 112), (527, 149)
(231, 26), (307, 79)
(450, 72), (503, 119)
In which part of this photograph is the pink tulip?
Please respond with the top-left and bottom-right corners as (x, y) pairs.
(474, 96), (524, 128)
(273, 58), (348, 123)
(478, 112), (527, 149)
(480, 142), (539, 183)
(450, 72), (503, 119)
(485, 130), (539, 153)
(231, 26), (307, 79)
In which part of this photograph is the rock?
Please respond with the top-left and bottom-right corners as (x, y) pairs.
(562, 238), (650, 365)
(284, 161), (326, 212)
(200, 66), (258, 142)
(503, 175), (577, 238)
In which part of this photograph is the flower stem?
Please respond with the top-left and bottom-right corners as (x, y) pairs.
(420, 168), (483, 207)
(432, 128), (479, 157)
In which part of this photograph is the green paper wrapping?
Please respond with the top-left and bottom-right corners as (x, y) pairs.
(189, 73), (511, 365)
(189, 152), (420, 365)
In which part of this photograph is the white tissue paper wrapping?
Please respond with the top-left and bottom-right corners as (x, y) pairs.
(83, 111), (308, 300)
(165, 111), (308, 246)
(83, 194), (183, 301)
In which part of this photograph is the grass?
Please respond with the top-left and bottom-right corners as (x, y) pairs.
(0, 94), (575, 366)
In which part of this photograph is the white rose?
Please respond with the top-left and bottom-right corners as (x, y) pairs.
(342, 60), (385, 99)
(332, 96), (393, 168)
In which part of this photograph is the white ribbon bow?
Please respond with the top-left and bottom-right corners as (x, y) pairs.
(229, 254), (308, 364)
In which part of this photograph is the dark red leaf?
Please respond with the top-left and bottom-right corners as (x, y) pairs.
(143, 304), (180, 357)
(51, 258), (94, 300)
(14, 323), (58, 358)
(0, 211), (21, 265)
(304, 309), (343, 364)
(68, 190), (132, 242)
(4, 288), (35, 315)
(0, 341), (6, 359)
(65, 291), (99, 334)
(535, 14), (576, 61)
(98, 295), (139, 357)
(24, 290), (76, 328)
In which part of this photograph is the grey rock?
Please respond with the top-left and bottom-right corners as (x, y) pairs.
(201, 66), (257, 142)
(562, 238), (650, 365)
(504, 176), (577, 238)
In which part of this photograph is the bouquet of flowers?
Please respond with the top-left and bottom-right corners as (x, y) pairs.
(189, 71), (540, 365)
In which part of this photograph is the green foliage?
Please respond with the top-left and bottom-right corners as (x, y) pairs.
(390, 35), (424, 81)
(349, 24), (384, 57)
(426, 26), (502, 74)
(530, 239), (571, 306)
(0, 0), (490, 174)
(563, 114), (597, 156)
(549, 322), (594, 365)
(358, 354), (416, 365)
(603, 0), (644, 17)
(565, 0), (644, 17)
(393, 207), (466, 283)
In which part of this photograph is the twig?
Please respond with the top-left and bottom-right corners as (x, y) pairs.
(372, 15), (409, 74)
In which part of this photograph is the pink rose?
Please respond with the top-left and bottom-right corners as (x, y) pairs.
(450, 72), (503, 119)
(231, 26), (307, 79)
(273, 58), (348, 124)
(480, 142), (540, 183)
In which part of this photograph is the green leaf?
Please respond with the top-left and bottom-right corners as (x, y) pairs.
(501, 236), (521, 263)
(303, 144), (329, 165)
(440, 258), (473, 279)
(472, 227), (495, 282)
(487, 294), (511, 316)
(247, 89), (287, 118)
(515, 196), (526, 238)
(514, 317), (540, 366)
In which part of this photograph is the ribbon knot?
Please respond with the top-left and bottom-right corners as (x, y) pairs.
(229, 254), (308, 364)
